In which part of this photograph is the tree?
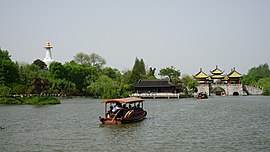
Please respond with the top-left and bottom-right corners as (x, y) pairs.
(64, 61), (100, 94)
(102, 67), (121, 80)
(33, 59), (47, 70)
(19, 64), (43, 85)
(0, 84), (11, 96)
(130, 58), (147, 84)
(148, 67), (156, 77)
(257, 77), (270, 95)
(159, 66), (181, 84)
(181, 75), (199, 96)
(122, 70), (133, 84)
(242, 63), (270, 85)
(49, 79), (77, 95)
(0, 49), (11, 61)
(86, 75), (121, 99)
(73, 52), (90, 65)
(0, 60), (20, 85)
(139, 58), (146, 75)
(73, 52), (106, 68)
(0, 50), (20, 86)
(89, 53), (106, 68)
(48, 62), (66, 80)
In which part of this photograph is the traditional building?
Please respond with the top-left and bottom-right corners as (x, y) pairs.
(194, 66), (243, 96)
(210, 65), (227, 84)
(227, 68), (241, 84)
(194, 66), (241, 84)
(132, 79), (177, 93)
(194, 68), (209, 84)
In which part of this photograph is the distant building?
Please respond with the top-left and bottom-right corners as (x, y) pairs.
(227, 68), (242, 84)
(132, 79), (177, 93)
(194, 65), (242, 84)
(43, 42), (54, 67)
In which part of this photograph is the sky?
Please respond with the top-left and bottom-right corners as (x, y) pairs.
(1, 0), (270, 76)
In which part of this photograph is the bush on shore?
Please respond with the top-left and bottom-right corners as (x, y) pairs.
(0, 96), (60, 105)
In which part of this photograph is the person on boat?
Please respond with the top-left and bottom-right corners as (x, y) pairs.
(123, 104), (128, 110)
(122, 104), (129, 116)
(112, 103), (121, 113)
(106, 106), (113, 118)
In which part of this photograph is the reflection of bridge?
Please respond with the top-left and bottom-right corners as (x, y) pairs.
(197, 84), (263, 96)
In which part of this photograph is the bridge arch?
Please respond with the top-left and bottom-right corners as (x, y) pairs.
(233, 92), (239, 96)
(197, 84), (243, 96)
(211, 86), (226, 96)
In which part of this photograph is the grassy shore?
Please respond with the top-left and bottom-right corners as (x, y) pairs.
(0, 96), (61, 105)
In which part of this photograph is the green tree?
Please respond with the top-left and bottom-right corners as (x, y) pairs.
(257, 77), (270, 95)
(181, 75), (199, 96)
(0, 60), (20, 85)
(0, 84), (11, 96)
(242, 63), (270, 85)
(139, 58), (146, 75)
(19, 64), (43, 87)
(48, 62), (66, 80)
(122, 70), (133, 84)
(159, 66), (181, 84)
(33, 59), (47, 70)
(89, 53), (106, 68)
(0, 49), (11, 61)
(49, 79), (77, 95)
(64, 61), (100, 94)
(73, 52), (90, 65)
(74, 52), (106, 68)
(130, 58), (147, 84)
(148, 67), (156, 77)
(86, 75), (121, 99)
(0, 50), (20, 86)
(102, 67), (121, 80)
(11, 84), (28, 95)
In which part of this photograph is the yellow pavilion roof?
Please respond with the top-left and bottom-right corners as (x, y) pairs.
(194, 68), (208, 79)
(210, 74), (225, 79)
(211, 65), (224, 75)
(223, 75), (229, 81)
(228, 68), (242, 78)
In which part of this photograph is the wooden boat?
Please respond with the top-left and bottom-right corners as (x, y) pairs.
(99, 97), (147, 124)
(197, 92), (208, 99)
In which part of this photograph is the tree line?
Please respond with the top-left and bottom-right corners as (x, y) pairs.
(0, 49), (200, 98)
(0, 49), (269, 98)
(241, 63), (270, 95)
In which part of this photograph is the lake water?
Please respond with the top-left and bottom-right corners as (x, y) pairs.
(1, 96), (270, 152)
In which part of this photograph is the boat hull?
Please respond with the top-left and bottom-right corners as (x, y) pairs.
(99, 110), (147, 125)
(197, 92), (208, 99)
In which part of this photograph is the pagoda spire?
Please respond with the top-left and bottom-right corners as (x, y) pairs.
(43, 42), (54, 67)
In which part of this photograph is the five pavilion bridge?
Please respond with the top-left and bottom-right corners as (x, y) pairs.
(194, 66), (263, 96)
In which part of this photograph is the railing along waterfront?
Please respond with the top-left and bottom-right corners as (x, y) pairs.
(130, 93), (184, 99)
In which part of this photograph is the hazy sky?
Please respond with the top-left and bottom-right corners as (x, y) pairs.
(1, 0), (270, 75)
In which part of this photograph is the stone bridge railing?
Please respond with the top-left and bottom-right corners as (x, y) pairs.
(243, 85), (263, 95)
(197, 84), (244, 96)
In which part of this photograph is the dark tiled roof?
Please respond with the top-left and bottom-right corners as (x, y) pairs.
(132, 79), (175, 88)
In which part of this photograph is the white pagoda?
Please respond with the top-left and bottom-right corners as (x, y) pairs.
(43, 42), (54, 67)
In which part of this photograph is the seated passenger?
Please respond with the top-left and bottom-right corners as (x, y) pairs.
(112, 103), (122, 114)
(106, 106), (113, 118)
(123, 104), (128, 110)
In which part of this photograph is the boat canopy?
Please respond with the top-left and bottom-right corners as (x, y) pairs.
(101, 97), (144, 104)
